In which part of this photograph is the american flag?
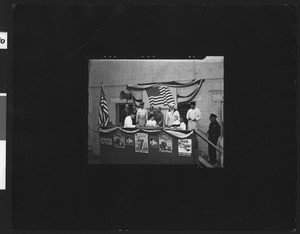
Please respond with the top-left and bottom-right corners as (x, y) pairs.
(98, 84), (109, 126)
(146, 86), (175, 106)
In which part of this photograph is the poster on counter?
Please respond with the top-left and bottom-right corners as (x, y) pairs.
(178, 139), (192, 157)
(126, 134), (134, 146)
(135, 133), (149, 153)
(113, 130), (125, 148)
(159, 132), (173, 153)
(149, 136), (159, 149)
(100, 137), (112, 145)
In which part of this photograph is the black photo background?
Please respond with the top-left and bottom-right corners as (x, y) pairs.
(12, 4), (296, 230)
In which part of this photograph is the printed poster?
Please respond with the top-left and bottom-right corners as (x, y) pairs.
(178, 139), (192, 157)
(135, 133), (149, 153)
(149, 136), (159, 149)
(159, 132), (173, 153)
(126, 134), (134, 146)
(113, 130), (125, 148)
(100, 137), (112, 145)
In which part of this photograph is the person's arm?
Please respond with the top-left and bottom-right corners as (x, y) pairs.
(124, 117), (129, 127)
(175, 111), (180, 121)
(196, 109), (201, 121)
(186, 110), (190, 120)
(136, 109), (140, 124)
(165, 112), (169, 126)
(157, 113), (164, 127)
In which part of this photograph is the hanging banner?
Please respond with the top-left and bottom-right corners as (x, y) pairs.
(159, 132), (173, 153)
(135, 133), (149, 153)
(178, 139), (192, 157)
(113, 129), (125, 148)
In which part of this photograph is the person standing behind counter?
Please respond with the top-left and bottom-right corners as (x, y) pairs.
(148, 105), (155, 117)
(145, 114), (157, 127)
(124, 113), (136, 128)
(132, 105), (137, 125)
(165, 103), (180, 127)
(186, 101), (201, 130)
(154, 107), (164, 127)
(136, 101), (148, 127)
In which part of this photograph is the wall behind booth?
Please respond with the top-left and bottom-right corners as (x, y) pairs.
(88, 58), (223, 157)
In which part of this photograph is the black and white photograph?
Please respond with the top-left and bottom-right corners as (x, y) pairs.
(178, 139), (192, 157)
(113, 129), (125, 148)
(134, 132), (149, 153)
(149, 136), (159, 149)
(125, 134), (134, 146)
(88, 58), (224, 166)
(158, 132), (173, 154)
(9, 2), (297, 232)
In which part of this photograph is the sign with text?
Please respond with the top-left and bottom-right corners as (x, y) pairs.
(0, 32), (8, 49)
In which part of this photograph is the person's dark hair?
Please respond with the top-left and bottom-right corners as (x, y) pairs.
(148, 114), (154, 120)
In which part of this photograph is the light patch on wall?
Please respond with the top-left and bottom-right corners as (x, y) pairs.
(0, 140), (6, 190)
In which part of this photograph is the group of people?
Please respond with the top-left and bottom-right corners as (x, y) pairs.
(123, 101), (208, 131)
(123, 101), (221, 166)
(123, 102), (165, 128)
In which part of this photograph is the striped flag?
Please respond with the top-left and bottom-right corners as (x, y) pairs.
(146, 86), (175, 106)
(98, 84), (109, 126)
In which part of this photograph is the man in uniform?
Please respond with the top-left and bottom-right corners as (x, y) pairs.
(186, 101), (201, 130)
(136, 101), (148, 127)
(207, 113), (221, 165)
(165, 103), (180, 127)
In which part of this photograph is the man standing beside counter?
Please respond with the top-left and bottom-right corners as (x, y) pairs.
(136, 101), (148, 127)
(186, 101), (201, 130)
(165, 103), (180, 127)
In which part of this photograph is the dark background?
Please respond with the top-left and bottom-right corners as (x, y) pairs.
(3, 0), (298, 232)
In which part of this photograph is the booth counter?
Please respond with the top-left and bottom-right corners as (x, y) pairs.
(98, 126), (198, 164)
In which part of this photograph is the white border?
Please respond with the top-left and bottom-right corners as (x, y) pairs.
(0, 140), (6, 190)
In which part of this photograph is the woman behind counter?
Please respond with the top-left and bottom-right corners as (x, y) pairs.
(145, 114), (157, 127)
(136, 101), (148, 127)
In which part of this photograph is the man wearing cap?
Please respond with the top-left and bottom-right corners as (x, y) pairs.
(207, 113), (221, 165)
(136, 102), (148, 127)
(186, 101), (201, 130)
(165, 103), (180, 127)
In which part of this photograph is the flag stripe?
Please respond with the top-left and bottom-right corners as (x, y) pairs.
(98, 84), (110, 126)
(146, 86), (175, 106)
